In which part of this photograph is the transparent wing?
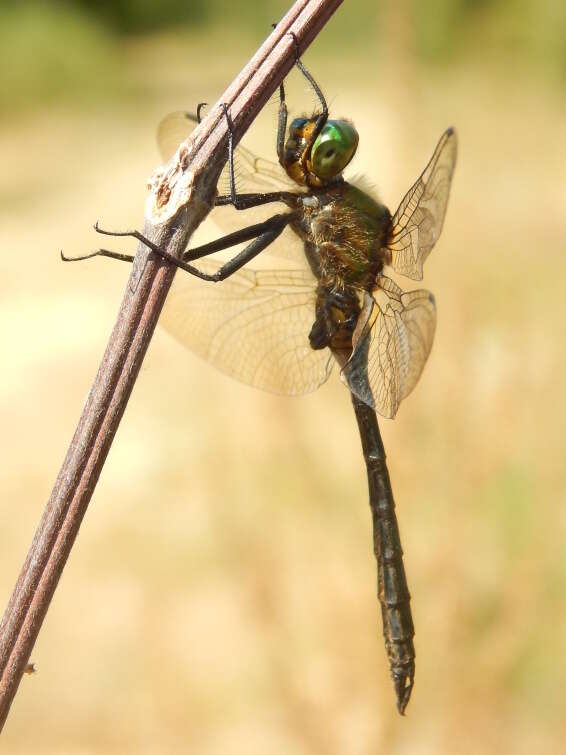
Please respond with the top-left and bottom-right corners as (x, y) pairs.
(157, 111), (199, 164)
(157, 111), (305, 264)
(161, 259), (333, 396)
(387, 128), (457, 281)
(224, 142), (299, 193)
(157, 111), (297, 192)
(342, 277), (436, 418)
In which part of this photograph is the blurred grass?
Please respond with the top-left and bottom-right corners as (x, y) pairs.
(1, 1), (566, 753)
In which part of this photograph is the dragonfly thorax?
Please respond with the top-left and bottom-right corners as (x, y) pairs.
(282, 116), (359, 188)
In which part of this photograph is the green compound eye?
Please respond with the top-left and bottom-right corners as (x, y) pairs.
(311, 120), (359, 180)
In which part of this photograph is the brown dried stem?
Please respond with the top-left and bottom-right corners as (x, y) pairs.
(0, 0), (343, 731)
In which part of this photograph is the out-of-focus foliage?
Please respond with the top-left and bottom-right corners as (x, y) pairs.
(2, 0), (566, 59)
(411, 0), (566, 70)
(0, 3), (124, 111)
(74, 0), (206, 33)
(1, 0), (566, 114)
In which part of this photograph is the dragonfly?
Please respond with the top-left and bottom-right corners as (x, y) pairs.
(65, 50), (457, 714)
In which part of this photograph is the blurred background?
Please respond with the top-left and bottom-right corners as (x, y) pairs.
(1, 0), (565, 752)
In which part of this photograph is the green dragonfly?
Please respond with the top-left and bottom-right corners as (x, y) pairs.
(66, 51), (457, 713)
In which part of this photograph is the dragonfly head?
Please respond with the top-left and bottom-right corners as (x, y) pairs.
(282, 116), (359, 187)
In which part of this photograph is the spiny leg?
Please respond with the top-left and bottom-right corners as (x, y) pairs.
(215, 190), (298, 210)
(273, 28), (328, 161)
(62, 213), (294, 282)
(268, 22), (288, 163)
(215, 42), (319, 212)
(62, 221), (181, 271)
(92, 222), (168, 258)
(69, 59), (304, 261)
(181, 213), (294, 263)
(276, 76), (288, 164)
(287, 32), (329, 177)
(61, 249), (135, 264)
(276, 79), (287, 163)
(290, 34), (327, 115)
(186, 213), (290, 281)
(72, 102), (210, 262)
(220, 102), (238, 207)
(63, 104), (297, 271)
(214, 94), (300, 213)
(214, 102), (276, 212)
(124, 213), (290, 281)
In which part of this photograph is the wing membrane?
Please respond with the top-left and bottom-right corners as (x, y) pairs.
(161, 259), (333, 396)
(157, 111), (305, 264)
(157, 111), (296, 192)
(342, 277), (436, 418)
(387, 128), (457, 281)
(157, 111), (199, 164)
(222, 142), (299, 193)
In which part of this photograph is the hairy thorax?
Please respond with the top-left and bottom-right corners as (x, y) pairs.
(290, 181), (392, 292)
(286, 181), (393, 354)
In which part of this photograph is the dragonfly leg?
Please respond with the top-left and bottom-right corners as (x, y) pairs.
(216, 102), (287, 212)
(215, 190), (298, 211)
(63, 213), (294, 272)
(272, 30), (328, 166)
(287, 32), (328, 178)
(61, 249), (135, 264)
(171, 212), (291, 281)
(268, 22), (288, 163)
(178, 105), (206, 128)
(61, 219), (163, 266)
(276, 80), (287, 164)
(181, 213), (295, 262)
(214, 105), (301, 214)
(61, 213), (294, 272)
(220, 102), (238, 207)
(288, 32), (328, 115)
(93, 222), (172, 258)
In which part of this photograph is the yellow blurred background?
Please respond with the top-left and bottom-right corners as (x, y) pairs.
(1, 1), (566, 752)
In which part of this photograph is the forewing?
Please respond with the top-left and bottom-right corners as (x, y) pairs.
(157, 111), (296, 192)
(161, 259), (333, 396)
(157, 111), (305, 264)
(157, 111), (199, 163)
(387, 128), (457, 281)
(222, 142), (299, 193)
(342, 277), (436, 418)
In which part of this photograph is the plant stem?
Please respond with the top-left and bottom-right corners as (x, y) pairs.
(0, 0), (343, 731)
